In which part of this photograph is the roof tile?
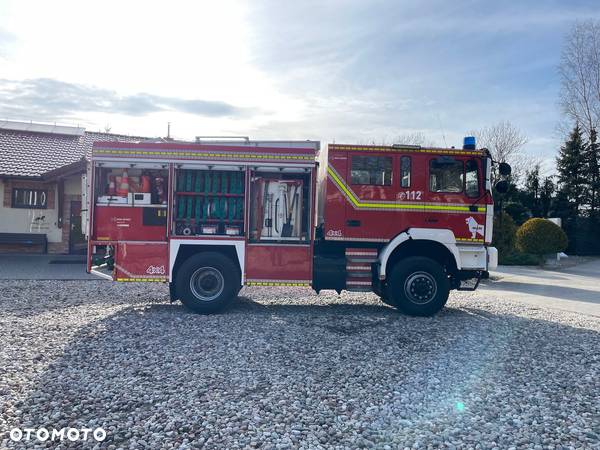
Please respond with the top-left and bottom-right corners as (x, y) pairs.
(0, 129), (151, 178)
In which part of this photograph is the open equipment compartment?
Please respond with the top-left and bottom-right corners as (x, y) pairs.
(172, 168), (245, 237)
(249, 169), (310, 243)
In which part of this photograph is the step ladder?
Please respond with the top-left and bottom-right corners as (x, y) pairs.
(345, 248), (378, 292)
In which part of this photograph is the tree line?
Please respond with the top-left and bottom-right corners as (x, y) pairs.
(484, 20), (600, 255)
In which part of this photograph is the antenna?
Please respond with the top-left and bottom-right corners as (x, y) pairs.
(437, 114), (448, 148)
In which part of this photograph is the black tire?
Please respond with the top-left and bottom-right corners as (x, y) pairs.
(175, 252), (240, 314)
(379, 292), (394, 306)
(387, 256), (450, 316)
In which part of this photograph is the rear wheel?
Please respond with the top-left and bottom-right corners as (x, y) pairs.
(176, 252), (240, 313)
(387, 256), (449, 316)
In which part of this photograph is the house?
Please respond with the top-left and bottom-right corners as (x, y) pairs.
(0, 120), (150, 254)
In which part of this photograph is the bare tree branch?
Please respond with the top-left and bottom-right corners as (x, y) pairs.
(559, 20), (600, 137)
(471, 120), (529, 183)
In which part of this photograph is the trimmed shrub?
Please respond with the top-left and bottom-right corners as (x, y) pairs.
(516, 218), (568, 256)
(492, 212), (518, 258)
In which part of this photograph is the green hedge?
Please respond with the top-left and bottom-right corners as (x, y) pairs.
(492, 212), (517, 258)
(499, 251), (542, 266)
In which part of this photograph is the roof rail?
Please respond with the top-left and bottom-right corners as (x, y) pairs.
(195, 136), (249, 143)
(392, 144), (422, 149)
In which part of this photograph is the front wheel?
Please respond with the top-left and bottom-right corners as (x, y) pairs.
(387, 256), (450, 316)
(175, 252), (240, 313)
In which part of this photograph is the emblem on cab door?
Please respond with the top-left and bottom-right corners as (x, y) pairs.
(465, 217), (484, 239)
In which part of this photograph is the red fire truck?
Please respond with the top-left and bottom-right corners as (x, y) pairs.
(86, 136), (507, 316)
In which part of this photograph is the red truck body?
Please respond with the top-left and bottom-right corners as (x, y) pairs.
(86, 138), (498, 315)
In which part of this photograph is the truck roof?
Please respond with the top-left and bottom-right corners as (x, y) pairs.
(91, 140), (320, 166)
(328, 143), (486, 156)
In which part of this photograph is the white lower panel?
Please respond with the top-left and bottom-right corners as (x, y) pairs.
(457, 245), (488, 270)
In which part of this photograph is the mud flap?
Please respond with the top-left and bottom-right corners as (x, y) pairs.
(457, 270), (483, 291)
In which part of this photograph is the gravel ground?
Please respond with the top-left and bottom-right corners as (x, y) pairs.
(0, 280), (599, 450)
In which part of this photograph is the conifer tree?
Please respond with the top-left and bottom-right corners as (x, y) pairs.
(556, 125), (586, 214)
(583, 128), (600, 218)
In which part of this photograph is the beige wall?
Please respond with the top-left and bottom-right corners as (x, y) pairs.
(0, 175), (83, 247)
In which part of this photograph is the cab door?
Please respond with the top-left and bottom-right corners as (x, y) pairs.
(344, 152), (397, 241)
(426, 156), (486, 243)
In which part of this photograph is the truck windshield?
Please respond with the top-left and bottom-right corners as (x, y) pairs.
(429, 159), (463, 193)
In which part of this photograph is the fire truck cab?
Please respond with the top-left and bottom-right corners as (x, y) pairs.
(86, 137), (500, 316)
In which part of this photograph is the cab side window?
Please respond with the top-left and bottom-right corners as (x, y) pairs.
(429, 159), (464, 193)
(465, 159), (480, 198)
(400, 156), (411, 188)
(351, 156), (392, 186)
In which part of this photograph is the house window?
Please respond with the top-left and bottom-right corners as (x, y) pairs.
(12, 188), (48, 209)
(351, 156), (392, 186)
(400, 156), (411, 188)
(429, 159), (464, 193)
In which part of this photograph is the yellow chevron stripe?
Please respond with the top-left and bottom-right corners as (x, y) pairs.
(327, 166), (486, 213)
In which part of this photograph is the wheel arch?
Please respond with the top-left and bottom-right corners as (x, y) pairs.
(169, 239), (244, 283)
(378, 228), (460, 280)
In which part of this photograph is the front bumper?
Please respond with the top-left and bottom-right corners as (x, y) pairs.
(487, 246), (498, 270)
(457, 245), (498, 271)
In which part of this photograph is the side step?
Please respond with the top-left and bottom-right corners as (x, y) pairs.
(345, 249), (377, 292)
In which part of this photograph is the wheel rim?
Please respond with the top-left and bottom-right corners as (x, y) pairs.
(404, 271), (437, 304)
(190, 267), (225, 302)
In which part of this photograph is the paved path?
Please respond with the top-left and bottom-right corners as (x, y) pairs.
(482, 258), (600, 317)
(0, 254), (96, 280)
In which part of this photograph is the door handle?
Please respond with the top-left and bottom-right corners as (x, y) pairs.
(425, 217), (438, 223)
(346, 219), (361, 227)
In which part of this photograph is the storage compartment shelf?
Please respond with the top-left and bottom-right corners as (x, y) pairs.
(96, 204), (167, 208)
(174, 218), (243, 223)
(173, 169), (245, 236)
(174, 192), (243, 197)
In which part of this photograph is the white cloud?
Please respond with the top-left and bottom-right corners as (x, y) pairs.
(1, 0), (599, 166)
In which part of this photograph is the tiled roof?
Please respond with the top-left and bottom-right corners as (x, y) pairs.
(0, 128), (151, 178)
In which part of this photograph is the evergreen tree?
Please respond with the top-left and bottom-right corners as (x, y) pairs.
(523, 164), (541, 217)
(583, 128), (600, 218)
(556, 125), (586, 215)
(540, 177), (555, 218)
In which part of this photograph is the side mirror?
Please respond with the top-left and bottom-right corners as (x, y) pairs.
(495, 180), (509, 194)
(498, 162), (512, 177)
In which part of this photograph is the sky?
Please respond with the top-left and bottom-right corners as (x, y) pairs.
(1, 0), (599, 170)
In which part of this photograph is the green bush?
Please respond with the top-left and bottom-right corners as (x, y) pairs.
(492, 212), (518, 258)
(499, 251), (542, 266)
(516, 218), (568, 256)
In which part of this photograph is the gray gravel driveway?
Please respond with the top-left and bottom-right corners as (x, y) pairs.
(0, 281), (598, 449)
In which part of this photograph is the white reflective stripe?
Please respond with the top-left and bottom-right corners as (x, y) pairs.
(485, 204), (494, 244)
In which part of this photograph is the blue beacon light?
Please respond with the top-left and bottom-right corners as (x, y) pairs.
(463, 136), (476, 150)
